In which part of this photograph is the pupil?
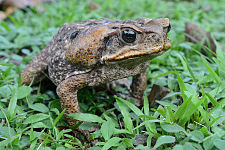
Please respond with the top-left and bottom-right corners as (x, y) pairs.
(122, 28), (136, 43)
(167, 24), (171, 33)
(70, 31), (79, 40)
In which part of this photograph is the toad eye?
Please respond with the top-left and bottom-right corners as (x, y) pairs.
(121, 28), (137, 43)
(70, 31), (79, 41)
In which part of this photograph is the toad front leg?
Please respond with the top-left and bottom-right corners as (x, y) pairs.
(131, 62), (149, 106)
(56, 74), (90, 138)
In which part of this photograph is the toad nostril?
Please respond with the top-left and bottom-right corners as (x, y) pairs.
(167, 24), (171, 33)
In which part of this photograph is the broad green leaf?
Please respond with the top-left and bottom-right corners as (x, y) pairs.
(153, 135), (175, 149)
(31, 122), (50, 128)
(50, 108), (60, 115)
(200, 127), (209, 135)
(135, 145), (150, 150)
(116, 143), (127, 150)
(191, 142), (203, 150)
(113, 129), (132, 135)
(102, 137), (121, 150)
(213, 139), (225, 150)
(43, 147), (52, 150)
(29, 103), (49, 113)
(24, 113), (49, 124)
(203, 135), (220, 150)
(16, 86), (32, 99)
(173, 145), (183, 150)
(102, 113), (118, 128)
(161, 124), (185, 133)
(183, 142), (197, 150)
(0, 127), (16, 138)
(79, 122), (98, 130)
(101, 120), (115, 141)
(87, 147), (102, 150)
(69, 113), (104, 123)
(56, 147), (65, 150)
(0, 85), (11, 98)
(190, 130), (204, 142)
(7, 91), (17, 119)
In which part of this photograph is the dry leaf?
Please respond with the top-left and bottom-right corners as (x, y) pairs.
(185, 23), (216, 56)
(1, 0), (42, 8)
(0, 0), (52, 20)
(134, 134), (148, 146)
(148, 84), (170, 107)
(0, 5), (17, 20)
(89, 1), (101, 11)
(203, 6), (211, 12)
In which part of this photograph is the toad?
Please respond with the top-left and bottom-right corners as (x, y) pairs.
(21, 17), (171, 136)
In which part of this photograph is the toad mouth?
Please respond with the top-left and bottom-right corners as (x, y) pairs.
(102, 42), (171, 61)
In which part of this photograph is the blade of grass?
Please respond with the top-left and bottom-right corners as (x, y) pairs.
(102, 137), (122, 150)
(181, 56), (197, 82)
(152, 71), (175, 79)
(116, 97), (133, 133)
(201, 56), (222, 84)
(7, 90), (17, 119)
(116, 96), (143, 116)
(144, 93), (149, 116)
(175, 96), (192, 121)
(180, 96), (205, 126)
(177, 54), (197, 82)
(206, 92), (219, 107)
(53, 109), (65, 127)
(176, 71), (187, 101)
(201, 86), (208, 110)
(165, 106), (175, 123)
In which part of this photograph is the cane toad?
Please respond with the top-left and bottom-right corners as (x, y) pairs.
(21, 17), (171, 134)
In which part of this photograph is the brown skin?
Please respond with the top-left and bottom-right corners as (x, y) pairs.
(21, 17), (171, 138)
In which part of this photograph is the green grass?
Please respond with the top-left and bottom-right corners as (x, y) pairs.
(0, 0), (225, 149)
